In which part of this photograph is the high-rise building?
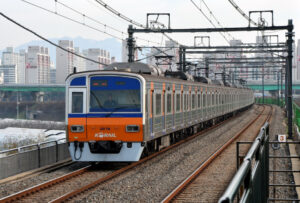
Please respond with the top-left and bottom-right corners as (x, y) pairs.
(0, 65), (17, 84)
(122, 40), (128, 62)
(0, 47), (27, 84)
(18, 49), (27, 84)
(74, 47), (86, 72)
(26, 46), (50, 84)
(0, 72), (4, 84)
(84, 48), (111, 70)
(50, 62), (56, 84)
(56, 40), (74, 84)
(2, 47), (18, 66)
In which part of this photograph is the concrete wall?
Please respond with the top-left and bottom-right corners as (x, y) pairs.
(0, 142), (70, 179)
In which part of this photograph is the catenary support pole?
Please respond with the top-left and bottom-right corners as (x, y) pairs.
(127, 25), (135, 63)
(286, 19), (294, 139)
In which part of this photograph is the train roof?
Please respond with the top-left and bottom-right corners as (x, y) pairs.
(67, 63), (249, 90)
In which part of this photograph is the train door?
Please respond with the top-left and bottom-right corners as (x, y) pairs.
(68, 88), (87, 140)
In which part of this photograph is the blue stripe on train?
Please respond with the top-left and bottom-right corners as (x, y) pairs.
(68, 113), (143, 118)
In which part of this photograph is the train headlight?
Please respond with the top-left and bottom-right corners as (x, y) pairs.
(126, 125), (140, 132)
(70, 125), (84, 132)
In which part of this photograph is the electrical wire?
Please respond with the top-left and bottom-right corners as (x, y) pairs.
(0, 12), (107, 66)
(19, 0), (123, 40)
(94, 0), (145, 28)
(200, 0), (235, 40)
(136, 47), (174, 62)
(56, 0), (126, 36)
(227, 0), (258, 26)
(93, 0), (181, 46)
(55, 0), (159, 45)
(190, 0), (230, 44)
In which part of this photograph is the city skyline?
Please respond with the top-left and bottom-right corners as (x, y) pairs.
(0, 39), (114, 84)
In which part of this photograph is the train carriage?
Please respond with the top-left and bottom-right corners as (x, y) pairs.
(66, 62), (254, 162)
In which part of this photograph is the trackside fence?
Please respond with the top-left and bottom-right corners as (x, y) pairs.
(218, 122), (269, 203)
(255, 97), (284, 107)
(293, 102), (300, 128)
(0, 139), (70, 179)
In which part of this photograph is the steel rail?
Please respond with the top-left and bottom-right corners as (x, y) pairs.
(1, 106), (256, 203)
(49, 106), (255, 203)
(161, 105), (272, 202)
(0, 165), (91, 202)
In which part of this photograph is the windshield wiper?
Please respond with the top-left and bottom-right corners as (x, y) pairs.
(91, 92), (107, 110)
(105, 106), (130, 117)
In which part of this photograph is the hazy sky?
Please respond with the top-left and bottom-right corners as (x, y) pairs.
(0, 0), (299, 50)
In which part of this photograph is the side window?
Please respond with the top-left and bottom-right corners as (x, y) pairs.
(156, 94), (161, 115)
(198, 94), (201, 108)
(192, 94), (195, 109)
(203, 94), (206, 107)
(184, 94), (186, 111)
(176, 93), (180, 112)
(167, 94), (172, 113)
(72, 92), (83, 113)
(185, 94), (188, 110)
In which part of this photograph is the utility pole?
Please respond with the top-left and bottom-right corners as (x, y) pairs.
(183, 47), (186, 72)
(127, 25), (135, 63)
(205, 57), (209, 78)
(286, 19), (294, 139)
(277, 71), (280, 106)
(280, 68), (283, 107)
(262, 67), (265, 104)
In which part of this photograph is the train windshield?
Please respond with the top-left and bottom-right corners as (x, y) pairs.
(89, 76), (141, 113)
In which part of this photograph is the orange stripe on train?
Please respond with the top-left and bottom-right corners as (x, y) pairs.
(68, 117), (143, 142)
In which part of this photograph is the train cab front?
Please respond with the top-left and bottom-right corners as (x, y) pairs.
(67, 73), (145, 162)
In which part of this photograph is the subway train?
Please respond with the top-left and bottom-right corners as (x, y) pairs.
(66, 62), (254, 162)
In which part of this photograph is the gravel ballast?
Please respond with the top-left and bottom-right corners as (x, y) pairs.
(72, 106), (261, 202)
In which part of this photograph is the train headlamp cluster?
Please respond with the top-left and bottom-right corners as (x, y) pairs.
(70, 125), (84, 133)
(126, 125), (140, 132)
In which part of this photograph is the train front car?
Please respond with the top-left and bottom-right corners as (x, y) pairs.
(66, 72), (145, 162)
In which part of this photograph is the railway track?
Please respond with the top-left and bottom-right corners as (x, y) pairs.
(161, 105), (273, 202)
(0, 106), (255, 203)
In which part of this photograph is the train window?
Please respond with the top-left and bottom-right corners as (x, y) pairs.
(198, 94), (201, 108)
(167, 94), (172, 113)
(189, 94), (191, 110)
(192, 94), (195, 109)
(176, 94), (180, 112)
(184, 94), (187, 111)
(156, 94), (161, 115)
(72, 92), (83, 113)
(186, 94), (189, 110)
(203, 94), (206, 107)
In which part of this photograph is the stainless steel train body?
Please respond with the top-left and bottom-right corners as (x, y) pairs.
(66, 66), (254, 162)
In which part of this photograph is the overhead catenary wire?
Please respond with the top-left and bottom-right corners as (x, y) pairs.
(136, 47), (174, 62)
(55, 0), (160, 45)
(190, 0), (230, 44)
(20, 0), (123, 40)
(56, 0), (126, 35)
(227, 0), (258, 26)
(93, 0), (182, 46)
(0, 12), (107, 66)
(19, 0), (160, 45)
(200, 0), (235, 40)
